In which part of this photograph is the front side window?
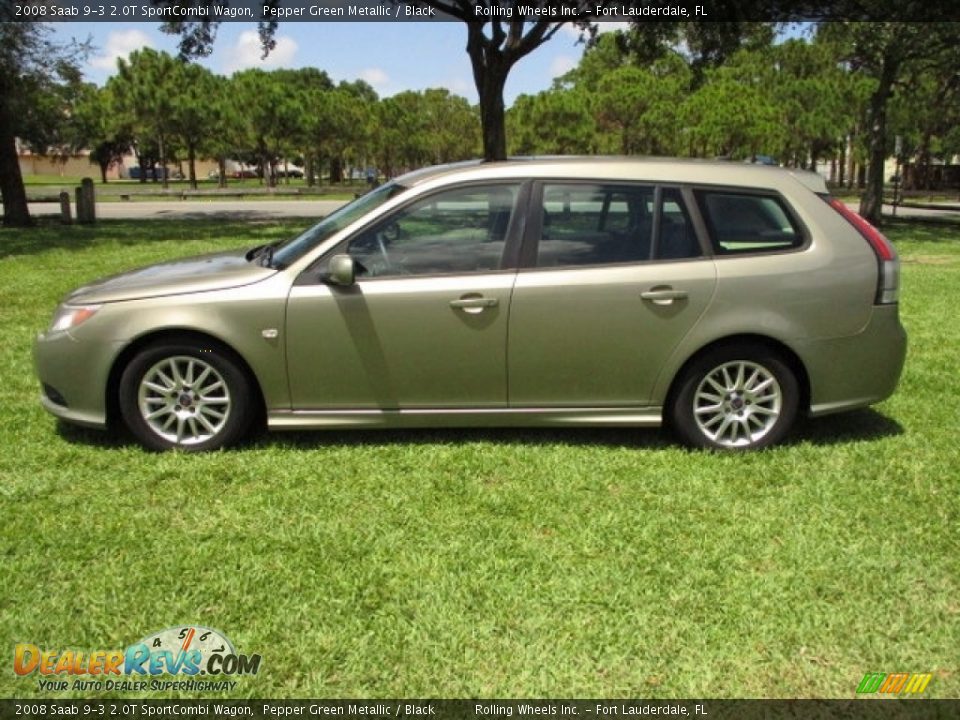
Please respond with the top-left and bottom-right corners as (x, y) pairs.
(273, 181), (406, 267)
(696, 191), (801, 254)
(345, 184), (520, 278)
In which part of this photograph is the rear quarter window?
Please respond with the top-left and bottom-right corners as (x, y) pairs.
(696, 191), (802, 255)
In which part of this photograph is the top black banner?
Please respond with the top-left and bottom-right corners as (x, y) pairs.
(7, 0), (960, 22)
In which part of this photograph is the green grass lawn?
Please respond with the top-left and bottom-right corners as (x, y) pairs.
(0, 217), (958, 699)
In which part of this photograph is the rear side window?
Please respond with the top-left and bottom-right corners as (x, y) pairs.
(537, 184), (655, 267)
(696, 191), (801, 255)
(658, 188), (701, 260)
(534, 184), (702, 268)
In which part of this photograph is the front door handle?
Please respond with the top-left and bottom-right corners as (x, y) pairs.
(641, 287), (688, 305)
(450, 296), (499, 313)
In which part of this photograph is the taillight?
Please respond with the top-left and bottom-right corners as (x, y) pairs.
(825, 197), (899, 304)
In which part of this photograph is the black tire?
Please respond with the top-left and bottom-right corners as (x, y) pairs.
(669, 343), (800, 451)
(118, 341), (255, 452)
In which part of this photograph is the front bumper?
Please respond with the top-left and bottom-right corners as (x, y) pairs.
(33, 329), (123, 430)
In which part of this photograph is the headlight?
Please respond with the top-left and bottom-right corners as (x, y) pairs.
(49, 304), (101, 333)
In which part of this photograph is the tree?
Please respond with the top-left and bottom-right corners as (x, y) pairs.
(377, 92), (431, 175)
(763, 39), (854, 170)
(591, 56), (690, 155)
(681, 56), (783, 159)
(890, 66), (960, 189)
(0, 17), (87, 227)
(627, 21), (777, 88)
(410, 11), (592, 161)
(69, 83), (134, 184)
(818, 22), (960, 224)
(110, 48), (184, 188)
(170, 64), (218, 189)
(231, 68), (303, 187)
(421, 88), (480, 164)
(507, 89), (595, 156)
(160, 8), (595, 162)
(200, 74), (244, 188)
(327, 81), (378, 183)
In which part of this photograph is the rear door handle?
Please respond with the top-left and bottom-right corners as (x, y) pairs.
(640, 288), (688, 305)
(450, 296), (499, 313)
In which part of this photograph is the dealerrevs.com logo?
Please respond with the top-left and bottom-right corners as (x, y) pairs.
(14, 626), (261, 693)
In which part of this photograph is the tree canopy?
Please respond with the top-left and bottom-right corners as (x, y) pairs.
(5, 16), (960, 230)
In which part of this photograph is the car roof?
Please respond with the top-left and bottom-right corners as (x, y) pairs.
(395, 156), (828, 195)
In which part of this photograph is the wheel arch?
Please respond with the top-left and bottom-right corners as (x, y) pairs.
(105, 328), (267, 431)
(662, 334), (811, 426)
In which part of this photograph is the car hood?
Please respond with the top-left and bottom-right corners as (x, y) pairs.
(65, 248), (277, 304)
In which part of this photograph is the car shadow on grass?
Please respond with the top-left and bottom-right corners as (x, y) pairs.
(54, 421), (135, 449)
(54, 408), (903, 452)
(788, 408), (904, 447)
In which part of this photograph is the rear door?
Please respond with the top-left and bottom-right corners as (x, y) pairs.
(507, 182), (717, 407)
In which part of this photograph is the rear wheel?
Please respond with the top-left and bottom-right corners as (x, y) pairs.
(119, 342), (254, 451)
(669, 344), (799, 450)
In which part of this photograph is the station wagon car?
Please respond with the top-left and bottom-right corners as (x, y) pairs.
(34, 158), (906, 451)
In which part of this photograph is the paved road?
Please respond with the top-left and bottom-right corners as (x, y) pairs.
(27, 198), (959, 222)
(880, 203), (960, 221)
(28, 199), (348, 221)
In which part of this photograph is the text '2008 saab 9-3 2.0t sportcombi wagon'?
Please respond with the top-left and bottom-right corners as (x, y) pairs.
(34, 158), (906, 452)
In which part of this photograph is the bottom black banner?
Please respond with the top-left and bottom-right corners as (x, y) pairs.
(1, 700), (958, 720)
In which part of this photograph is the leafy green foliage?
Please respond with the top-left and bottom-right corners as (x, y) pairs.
(507, 89), (595, 156)
(108, 48), (185, 187)
(377, 89), (479, 176)
(68, 83), (134, 184)
(593, 58), (690, 156)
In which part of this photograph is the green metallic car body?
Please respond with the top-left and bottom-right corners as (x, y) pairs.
(34, 158), (906, 451)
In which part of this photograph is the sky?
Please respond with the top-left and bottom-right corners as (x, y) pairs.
(49, 22), (622, 106)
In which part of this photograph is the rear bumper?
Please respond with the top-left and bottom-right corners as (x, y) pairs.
(796, 304), (907, 417)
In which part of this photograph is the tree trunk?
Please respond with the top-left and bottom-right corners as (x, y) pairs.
(859, 56), (898, 225)
(838, 139), (846, 187)
(466, 24), (509, 162)
(188, 145), (197, 190)
(0, 105), (32, 227)
(159, 134), (168, 189)
(137, 149), (146, 183)
(477, 67), (508, 161)
(917, 131), (932, 191)
(99, 160), (109, 184)
(217, 157), (227, 189)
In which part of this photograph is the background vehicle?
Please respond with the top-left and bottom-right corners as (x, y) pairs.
(275, 166), (305, 179)
(34, 158), (906, 451)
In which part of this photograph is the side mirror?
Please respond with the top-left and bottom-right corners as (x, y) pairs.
(325, 254), (355, 286)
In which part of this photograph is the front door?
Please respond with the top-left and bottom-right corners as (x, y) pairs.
(286, 183), (523, 409)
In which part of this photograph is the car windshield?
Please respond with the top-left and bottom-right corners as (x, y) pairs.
(270, 182), (407, 267)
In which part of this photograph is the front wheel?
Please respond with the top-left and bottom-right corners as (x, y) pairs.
(669, 345), (799, 450)
(118, 342), (254, 451)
